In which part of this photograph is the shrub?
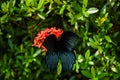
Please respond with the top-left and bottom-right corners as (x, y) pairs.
(0, 0), (120, 80)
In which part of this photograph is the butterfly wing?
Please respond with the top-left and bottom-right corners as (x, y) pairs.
(43, 35), (58, 70)
(45, 51), (58, 70)
(59, 31), (78, 71)
(42, 31), (78, 71)
(60, 51), (76, 71)
(60, 31), (79, 51)
(42, 34), (57, 51)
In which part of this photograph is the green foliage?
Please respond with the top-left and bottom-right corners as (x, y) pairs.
(0, 0), (120, 80)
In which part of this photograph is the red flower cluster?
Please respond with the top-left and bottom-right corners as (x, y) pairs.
(32, 27), (63, 51)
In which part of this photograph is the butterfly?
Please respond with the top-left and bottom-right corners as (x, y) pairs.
(42, 31), (79, 71)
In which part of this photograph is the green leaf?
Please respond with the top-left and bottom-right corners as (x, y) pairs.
(57, 59), (62, 76)
(54, 0), (63, 4)
(100, 4), (107, 15)
(73, 60), (79, 73)
(91, 66), (96, 78)
(71, 2), (82, 12)
(81, 70), (92, 78)
(81, 63), (88, 69)
(87, 7), (99, 14)
(33, 49), (41, 57)
(33, 0), (38, 7)
(113, 74), (120, 79)
(82, 0), (88, 12)
(38, 0), (45, 9)
(98, 46), (103, 53)
(77, 54), (84, 63)
(105, 35), (112, 43)
(70, 76), (75, 80)
(20, 44), (23, 53)
(85, 49), (90, 61)
(60, 5), (66, 14)
(3, 54), (7, 65)
(0, 14), (8, 24)
(90, 78), (98, 80)
(89, 38), (98, 49)
(9, 0), (16, 13)
(37, 13), (45, 20)
(25, 0), (32, 6)
(106, 23), (113, 30)
(111, 65), (117, 73)
(89, 61), (94, 65)
(8, 39), (13, 49)
(97, 73), (107, 79)
(83, 0), (88, 7)
(1, 2), (9, 13)
(113, 31), (119, 38)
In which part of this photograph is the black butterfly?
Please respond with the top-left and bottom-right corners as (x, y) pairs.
(43, 31), (79, 71)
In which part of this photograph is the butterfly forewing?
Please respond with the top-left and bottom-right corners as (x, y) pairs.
(42, 34), (57, 51)
(60, 31), (79, 51)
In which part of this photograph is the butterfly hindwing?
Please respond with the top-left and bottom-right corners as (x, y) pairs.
(45, 51), (58, 70)
(60, 51), (76, 71)
(60, 31), (79, 51)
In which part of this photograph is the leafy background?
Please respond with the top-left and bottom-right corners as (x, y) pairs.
(0, 0), (120, 80)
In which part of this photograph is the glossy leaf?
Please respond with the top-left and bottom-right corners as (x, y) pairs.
(87, 7), (99, 14)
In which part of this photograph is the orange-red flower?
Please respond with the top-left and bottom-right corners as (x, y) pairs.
(32, 27), (63, 51)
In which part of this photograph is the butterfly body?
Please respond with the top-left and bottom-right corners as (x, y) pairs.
(43, 31), (78, 71)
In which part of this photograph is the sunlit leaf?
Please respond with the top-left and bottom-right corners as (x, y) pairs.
(87, 7), (99, 14)
(1, 2), (9, 13)
(37, 13), (45, 20)
(100, 4), (107, 15)
(105, 35), (112, 43)
(82, 0), (88, 12)
(33, 49), (41, 57)
(60, 5), (66, 14)
(89, 61), (94, 65)
(91, 77), (98, 80)
(89, 38), (98, 49)
(0, 14), (8, 24)
(54, 0), (62, 4)
(85, 49), (90, 61)
(38, 0), (45, 9)
(98, 46), (103, 53)
(111, 65), (117, 73)
(73, 60), (79, 73)
(57, 59), (62, 76)
(77, 54), (84, 63)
